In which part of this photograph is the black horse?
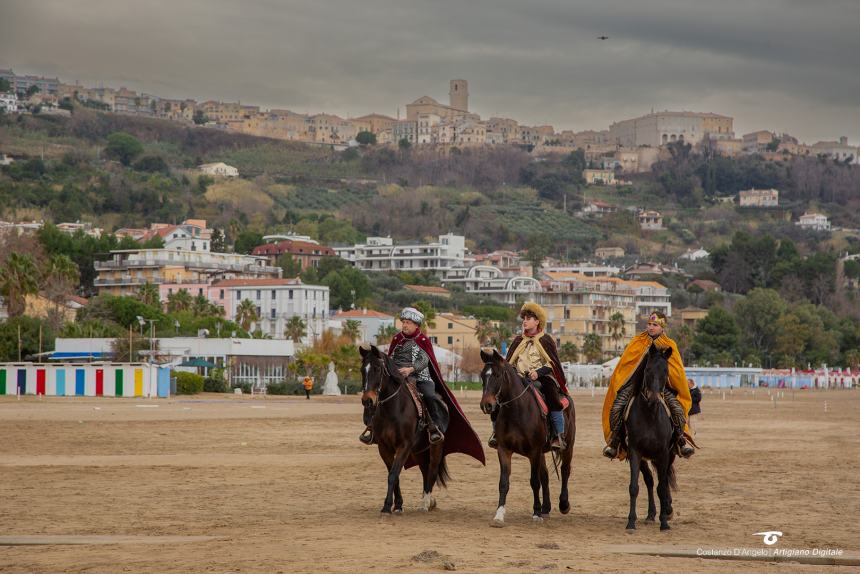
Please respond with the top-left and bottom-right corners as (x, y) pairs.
(359, 344), (449, 515)
(479, 349), (575, 526)
(623, 344), (678, 531)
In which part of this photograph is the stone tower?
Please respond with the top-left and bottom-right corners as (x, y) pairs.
(449, 79), (468, 112)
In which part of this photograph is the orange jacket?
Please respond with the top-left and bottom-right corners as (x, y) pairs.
(303, 377), (313, 390)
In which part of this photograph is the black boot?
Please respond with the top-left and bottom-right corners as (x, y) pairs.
(359, 426), (374, 445)
(424, 399), (445, 444)
(603, 430), (621, 458)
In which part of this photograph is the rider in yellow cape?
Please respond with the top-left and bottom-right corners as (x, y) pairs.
(601, 311), (695, 460)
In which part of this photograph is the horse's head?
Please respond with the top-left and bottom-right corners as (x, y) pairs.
(479, 347), (508, 415)
(359, 343), (389, 408)
(642, 344), (672, 402)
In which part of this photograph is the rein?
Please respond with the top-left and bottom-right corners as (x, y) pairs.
(367, 359), (403, 407)
(494, 368), (531, 408)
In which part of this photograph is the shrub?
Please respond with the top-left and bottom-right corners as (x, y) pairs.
(231, 382), (252, 394)
(174, 371), (204, 395)
(203, 377), (229, 393)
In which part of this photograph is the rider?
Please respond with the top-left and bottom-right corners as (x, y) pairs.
(359, 307), (445, 445)
(602, 311), (695, 460)
(488, 301), (569, 451)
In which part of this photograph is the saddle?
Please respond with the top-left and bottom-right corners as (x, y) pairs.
(405, 378), (450, 434)
(528, 383), (571, 418)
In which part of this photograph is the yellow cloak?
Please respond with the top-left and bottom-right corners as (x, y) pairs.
(601, 331), (692, 442)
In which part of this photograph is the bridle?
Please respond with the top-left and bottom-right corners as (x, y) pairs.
(364, 356), (402, 408)
(483, 363), (530, 409)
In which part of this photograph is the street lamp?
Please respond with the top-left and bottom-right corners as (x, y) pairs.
(174, 319), (180, 335)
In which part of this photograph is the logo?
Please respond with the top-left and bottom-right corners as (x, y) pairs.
(753, 531), (783, 545)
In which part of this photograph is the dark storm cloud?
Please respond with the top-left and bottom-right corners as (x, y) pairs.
(1, 0), (858, 141)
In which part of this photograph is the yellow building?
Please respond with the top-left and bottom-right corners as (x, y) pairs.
(396, 313), (482, 354)
(352, 114), (398, 135)
(544, 301), (637, 358)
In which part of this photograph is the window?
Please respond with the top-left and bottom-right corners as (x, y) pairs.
(219, 289), (224, 299)
(271, 309), (276, 319)
(271, 290), (276, 299)
(256, 306), (261, 317)
(198, 288), (203, 296)
(237, 290), (242, 300)
(256, 290), (261, 300)
(289, 290), (293, 300)
(448, 322), (453, 329)
(447, 336), (453, 344)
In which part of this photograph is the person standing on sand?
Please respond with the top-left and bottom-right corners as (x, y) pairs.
(303, 375), (313, 399)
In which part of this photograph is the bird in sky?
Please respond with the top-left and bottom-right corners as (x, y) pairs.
(597, 35), (609, 40)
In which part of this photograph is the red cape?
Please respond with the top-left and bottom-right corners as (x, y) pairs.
(506, 333), (569, 395)
(389, 332), (486, 466)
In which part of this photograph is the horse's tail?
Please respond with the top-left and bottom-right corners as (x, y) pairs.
(436, 454), (451, 489)
(667, 459), (678, 491)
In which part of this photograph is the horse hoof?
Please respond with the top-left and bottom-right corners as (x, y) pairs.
(645, 516), (656, 523)
(491, 519), (505, 528)
(393, 508), (403, 515)
(532, 515), (544, 524)
(559, 502), (571, 515)
(667, 511), (675, 521)
(625, 525), (636, 533)
(660, 524), (671, 531)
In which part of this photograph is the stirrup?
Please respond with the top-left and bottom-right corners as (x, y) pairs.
(550, 437), (566, 451)
(359, 427), (374, 445)
(428, 427), (444, 445)
(678, 442), (695, 458)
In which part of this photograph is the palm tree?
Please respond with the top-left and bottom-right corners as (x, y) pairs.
(490, 323), (513, 349)
(192, 294), (211, 316)
(413, 300), (436, 331)
(167, 289), (193, 313)
(45, 254), (79, 286)
(559, 342), (579, 363)
(475, 318), (495, 346)
(342, 319), (362, 343)
(235, 299), (259, 332)
(137, 281), (160, 308)
(285, 315), (306, 344)
(582, 333), (604, 364)
(608, 312), (627, 353)
(0, 252), (40, 316)
(376, 323), (398, 344)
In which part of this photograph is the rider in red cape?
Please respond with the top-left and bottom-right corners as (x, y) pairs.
(387, 308), (486, 467)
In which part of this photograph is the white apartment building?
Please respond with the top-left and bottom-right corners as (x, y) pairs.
(211, 278), (329, 341)
(796, 213), (831, 231)
(440, 265), (541, 304)
(334, 233), (469, 275)
(0, 92), (19, 113)
(198, 162), (239, 177)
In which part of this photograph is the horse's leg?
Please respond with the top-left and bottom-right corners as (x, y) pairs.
(382, 445), (409, 515)
(656, 455), (671, 531)
(421, 445), (441, 512)
(539, 456), (552, 517)
(640, 460), (656, 522)
(626, 450), (640, 531)
(491, 447), (513, 527)
(559, 412), (574, 515)
(529, 455), (543, 523)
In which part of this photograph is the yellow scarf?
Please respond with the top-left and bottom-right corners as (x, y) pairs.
(508, 331), (555, 373)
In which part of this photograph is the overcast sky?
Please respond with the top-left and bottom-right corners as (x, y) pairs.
(2, 0), (859, 143)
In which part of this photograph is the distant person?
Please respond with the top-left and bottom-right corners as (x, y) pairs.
(303, 375), (313, 399)
(688, 378), (702, 434)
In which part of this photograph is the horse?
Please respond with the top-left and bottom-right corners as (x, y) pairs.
(623, 344), (678, 531)
(479, 348), (575, 527)
(359, 343), (449, 515)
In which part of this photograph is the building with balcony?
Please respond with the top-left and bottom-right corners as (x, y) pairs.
(441, 265), (541, 304)
(539, 271), (671, 322)
(94, 249), (280, 298)
(209, 278), (328, 341)
(251, 237), (336, 271)
(334, 233), (469, 275)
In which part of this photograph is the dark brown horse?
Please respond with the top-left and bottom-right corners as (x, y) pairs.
(359, 344), (449, 515)
(623, 344), (678, 531)
(479, 349), (575, 526)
